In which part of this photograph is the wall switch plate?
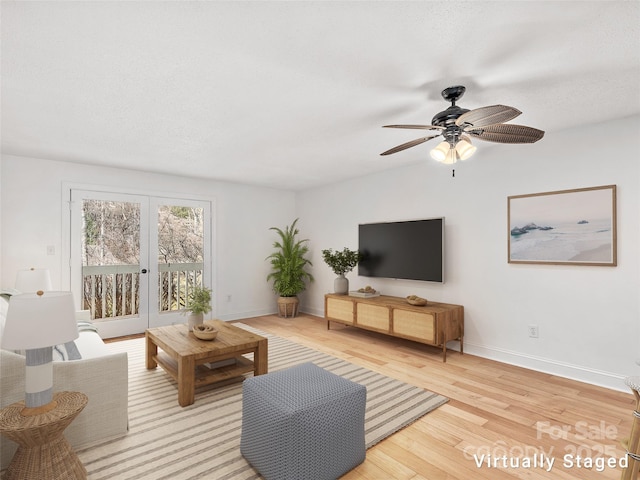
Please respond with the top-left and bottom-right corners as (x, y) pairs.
(47, 245), (56, 255)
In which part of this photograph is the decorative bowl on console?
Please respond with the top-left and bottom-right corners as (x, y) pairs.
(406, 295), (427, 306)
(192, 324), (218, 341)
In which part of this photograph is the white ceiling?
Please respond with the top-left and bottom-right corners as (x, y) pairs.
(2, 1), (639, 191)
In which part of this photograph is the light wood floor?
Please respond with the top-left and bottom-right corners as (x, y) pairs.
(237, 313), (635, 480)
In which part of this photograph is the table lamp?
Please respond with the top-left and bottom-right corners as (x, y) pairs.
(15, 268), (53, 293)
(1, 291), (78, 415)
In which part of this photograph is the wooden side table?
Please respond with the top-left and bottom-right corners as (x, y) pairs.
(622, 377), (640, 480)
(0, 391), (88, 480)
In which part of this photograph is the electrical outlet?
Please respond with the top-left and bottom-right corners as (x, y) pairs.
(528, 325), (539, 338)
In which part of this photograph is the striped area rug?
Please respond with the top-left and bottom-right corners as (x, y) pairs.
(77, 323), (447, 479)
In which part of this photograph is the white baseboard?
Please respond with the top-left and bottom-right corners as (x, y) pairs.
(304, 308), (627, 392)
(217, 308), (276, 322)
(230, 307), (628, 392)
(301, 306), (324, 317)
(220, 304), (322, 322)
(463, 342), (627, 392)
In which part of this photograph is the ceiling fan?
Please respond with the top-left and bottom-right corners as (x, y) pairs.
(380, 85), (544, 164)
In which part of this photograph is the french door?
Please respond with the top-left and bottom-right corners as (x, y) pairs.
(70, 189), (211, 338)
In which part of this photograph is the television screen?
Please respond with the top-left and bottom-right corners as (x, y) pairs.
(358, 218), (444, 282)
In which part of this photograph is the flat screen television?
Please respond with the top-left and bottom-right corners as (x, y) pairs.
(358, 218), (444, 283)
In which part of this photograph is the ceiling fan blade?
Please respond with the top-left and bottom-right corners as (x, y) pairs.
(380, 134), (440, 156)
(383, 124), (444, 130)
(456, 105), (521, 128)
(466, 124), (545, 144)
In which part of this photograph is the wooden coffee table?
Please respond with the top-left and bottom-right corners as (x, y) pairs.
(145, 320), (268, 407)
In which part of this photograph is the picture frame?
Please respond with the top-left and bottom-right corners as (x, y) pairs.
(508, 185), (617, 266)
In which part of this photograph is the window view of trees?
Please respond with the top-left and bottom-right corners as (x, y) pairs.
(81, 200), (204, 319)
(157, 206), (204, 264)
(157, 205), (204, 312)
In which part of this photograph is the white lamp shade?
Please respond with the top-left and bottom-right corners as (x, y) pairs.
(441, 148), (458, 165)
(430, 141), (451, 162)
(455, 137), (477, 161)
(1, 291), (78, 350)
(15, 268), (53, 293)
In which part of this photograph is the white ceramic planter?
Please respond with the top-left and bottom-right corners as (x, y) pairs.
(187, 312), (204, 331)
(334, 274), (348, 295)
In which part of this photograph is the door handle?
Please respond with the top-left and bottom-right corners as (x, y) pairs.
(141, 268), (148, 274)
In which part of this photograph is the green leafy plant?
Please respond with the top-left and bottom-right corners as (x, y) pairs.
(266, 218), (314, 297)
(186, 285), (212, 315)
(321, 248), (362, 276)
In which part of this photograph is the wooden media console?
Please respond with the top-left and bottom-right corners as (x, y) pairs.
(324, 293), (464, 362)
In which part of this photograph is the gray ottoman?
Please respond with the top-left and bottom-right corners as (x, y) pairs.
(240, 362), (366, 480)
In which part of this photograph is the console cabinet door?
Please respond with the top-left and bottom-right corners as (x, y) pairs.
(392, 309), (436, 343)
(356, 303), (390, 332)
(326, 297), (354, 324)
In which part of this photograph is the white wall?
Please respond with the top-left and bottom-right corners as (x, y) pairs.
(296, 116), (640, 391)
(0, 155), (296, 320)
(2, 117), (639, 390)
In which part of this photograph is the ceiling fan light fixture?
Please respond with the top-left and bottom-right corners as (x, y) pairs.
(380, 85), (544, 165)
(455, 136), (477, 161)
(441, 148), (458, 165)
(430, 141), (450, 162)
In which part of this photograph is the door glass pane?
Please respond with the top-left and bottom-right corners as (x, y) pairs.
(157, 205), (204, 313)
(81, 199), (141, 320)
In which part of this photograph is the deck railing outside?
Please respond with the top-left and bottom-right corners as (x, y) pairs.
(82, 263), (204, 320)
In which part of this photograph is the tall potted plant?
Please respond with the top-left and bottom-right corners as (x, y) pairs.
(185, 285), (212, 331)
(266, 218), (314, 317)
(321, 247), (361, 294)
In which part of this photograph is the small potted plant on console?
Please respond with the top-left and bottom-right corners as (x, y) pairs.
(321, 247), (362, 295)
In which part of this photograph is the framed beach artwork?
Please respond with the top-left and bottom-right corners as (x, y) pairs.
(508, 185), (617, 266)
